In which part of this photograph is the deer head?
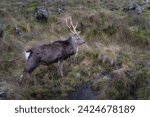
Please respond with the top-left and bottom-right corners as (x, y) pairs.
(66, 16), (85, 46)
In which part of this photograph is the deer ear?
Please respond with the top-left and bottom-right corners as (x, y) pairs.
(77, 31), (81, 35)
(69, 33), (74, 37)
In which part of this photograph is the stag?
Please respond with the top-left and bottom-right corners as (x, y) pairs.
(21, 16), (85, 79)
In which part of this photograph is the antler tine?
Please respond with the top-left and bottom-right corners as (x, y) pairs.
(65, 16), (79, 34)
(69, 16), (78, 34)
(65, 17), (71, 28)
(65, 16), (76, 34)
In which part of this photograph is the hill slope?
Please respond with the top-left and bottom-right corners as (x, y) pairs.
(0, 0), (150, 99)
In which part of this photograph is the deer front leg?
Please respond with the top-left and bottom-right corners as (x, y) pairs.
(68, 56), (73, 65)
(58, 60), (64, 78)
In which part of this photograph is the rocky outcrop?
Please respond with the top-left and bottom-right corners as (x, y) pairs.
(34, 6), (49, 22)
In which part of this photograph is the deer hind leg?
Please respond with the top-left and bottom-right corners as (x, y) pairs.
(58, 60), (64, 78)
(20, 57), (39, 81)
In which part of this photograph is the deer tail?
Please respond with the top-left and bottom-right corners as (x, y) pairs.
(24, 49), (32, 60)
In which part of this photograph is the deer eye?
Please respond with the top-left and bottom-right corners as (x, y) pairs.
(74, 34), (78, 36)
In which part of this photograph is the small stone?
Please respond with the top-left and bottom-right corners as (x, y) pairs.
(57, 5), (64, 14)
(15, 27), (23, 36)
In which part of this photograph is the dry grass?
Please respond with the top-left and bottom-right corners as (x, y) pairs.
(0, 0), (150, 100)
(98, 45), (120, 66)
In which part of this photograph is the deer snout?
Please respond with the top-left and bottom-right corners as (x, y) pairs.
(80, 38), (85, 45)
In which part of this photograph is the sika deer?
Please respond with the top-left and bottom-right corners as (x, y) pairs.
(21, 16), (85, 79)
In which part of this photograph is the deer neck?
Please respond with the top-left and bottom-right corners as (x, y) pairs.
(70, 41), (78, 53)
(67, 38), (78, 55)
(67, 37), (76, 47)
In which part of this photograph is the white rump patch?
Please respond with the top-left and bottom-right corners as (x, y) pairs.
(20, 74), (23, 79)
(25, 51), (31, 60)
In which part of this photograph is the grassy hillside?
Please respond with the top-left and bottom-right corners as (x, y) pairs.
(0, 0), (150, 99)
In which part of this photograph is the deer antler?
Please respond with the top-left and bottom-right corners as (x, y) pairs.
(65, 16), (79, 35)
